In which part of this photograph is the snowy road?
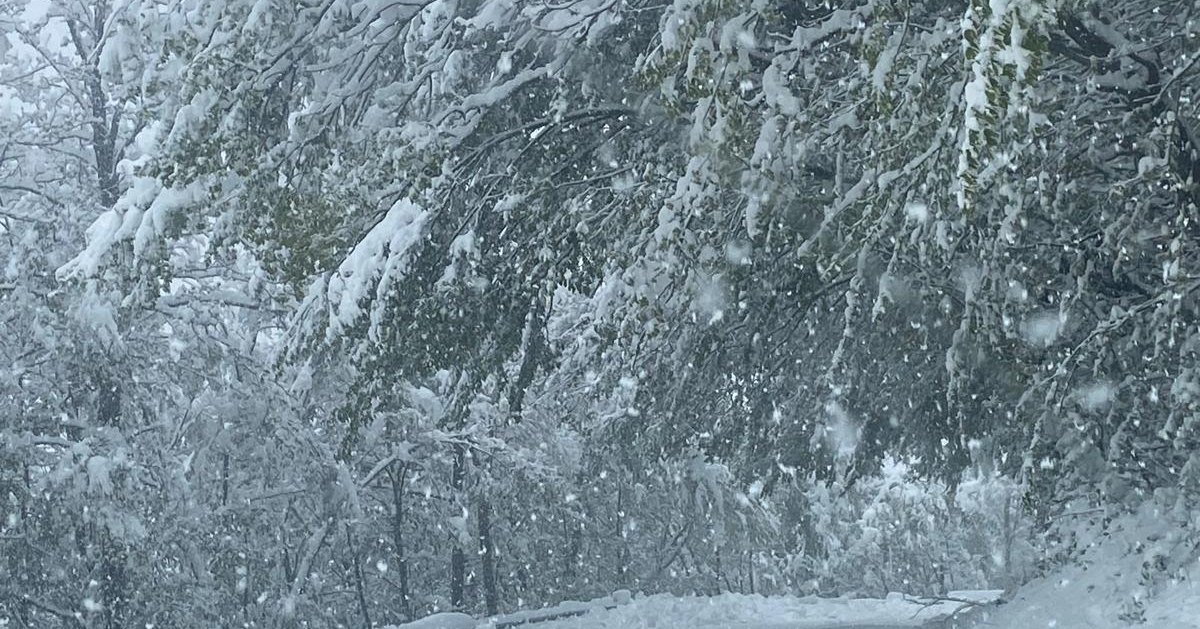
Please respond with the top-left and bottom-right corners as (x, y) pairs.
(391, 591), (1000, 629)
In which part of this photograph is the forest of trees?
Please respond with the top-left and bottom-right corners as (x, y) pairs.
(0, 0), (1197, 627)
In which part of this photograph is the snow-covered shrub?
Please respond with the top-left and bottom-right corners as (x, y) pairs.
(779, 459), (1034, 597)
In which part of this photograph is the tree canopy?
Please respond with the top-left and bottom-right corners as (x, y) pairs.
(2, 0), (1198, 626)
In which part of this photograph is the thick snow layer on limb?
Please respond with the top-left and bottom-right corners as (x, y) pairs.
(56, 177), (207, 279)
(324, 198), (428, 341)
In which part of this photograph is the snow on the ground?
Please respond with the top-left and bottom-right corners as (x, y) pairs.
(390, 590), (998, 629)
(515, 592), (992, 629)
(978, 500), (1200, 629)
(396, 612), (476, 629)
(392, 498), (1200, 629)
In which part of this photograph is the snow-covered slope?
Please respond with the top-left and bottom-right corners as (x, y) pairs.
(392, 501), (1200, 629)
(978, 502), (1200, 629)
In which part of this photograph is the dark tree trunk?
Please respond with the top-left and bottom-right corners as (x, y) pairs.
(66, 5), (120, 210)
(390, 465), (412, 620)
(477, 498), (498, 616)
(564, 516), (583, 587)
(100, 534), (128, 629)
(346, 524), (372, 629)
(616, 483), (629, 584)
(222, 453), (230, 507)
(450, 446), (466, 609)
(96, 375), (121, 427)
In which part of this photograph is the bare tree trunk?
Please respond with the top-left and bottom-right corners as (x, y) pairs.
(450, 445), (466, 609)
(615, 481), (630, 585)
(748, 553), (755, 595)
(63, 11), (130, 624)
(389, 465), (412, 620)
(564, 516), (583, 589)
(100, 533), (128, 629)
(66, 5), (119, 209)
(222, 453), (230, 507)
(477, 498), (498, 616)
(346, 524), (372, 629)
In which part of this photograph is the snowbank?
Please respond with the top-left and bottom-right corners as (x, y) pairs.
(388, 502), (1200, 629)
(395, 613), (475, 629)
(514, 592), (994, 629)
(388, 590), (999, 629)
(975, 501), (1200, 628)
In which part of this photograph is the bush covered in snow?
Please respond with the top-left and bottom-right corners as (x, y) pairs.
(771, 459), (1034, 597)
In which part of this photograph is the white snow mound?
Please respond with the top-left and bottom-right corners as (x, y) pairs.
(393, 612), (476, 629)
(977, 500), (1200, 629)
(388, 591), (997, 629)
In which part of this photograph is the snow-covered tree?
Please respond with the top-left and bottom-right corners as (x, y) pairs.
(5, 0), (1197, 624)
